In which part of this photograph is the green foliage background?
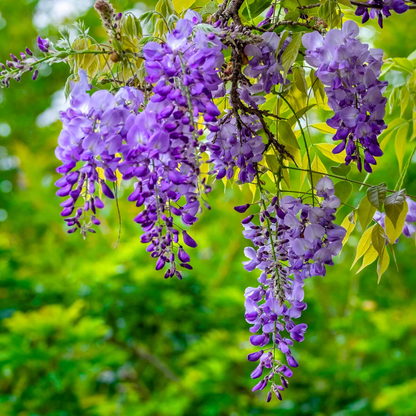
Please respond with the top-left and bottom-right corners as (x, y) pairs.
(0, 1), (416, 415)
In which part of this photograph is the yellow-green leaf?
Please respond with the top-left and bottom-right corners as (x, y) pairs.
(278, 120), (300, 149)
(315, 143), (347, 164)
(310, 155), (327, 188)
(385, 200), (408, 244)
(356, 244), (378, 274)
(281, 33), (303, 75)
(357, 195), (377, 231)
(351, 225), (375, 268)
(341, 210), (357, 245)
(395, 123), (408, 172)
(311, 123), (337, 135)
(248, 182), (257, 203)
(293, 67), (308, 95)
(377, 248), (390, 283)
(400, 87), (410, 117)
(265, 154), (279, 173)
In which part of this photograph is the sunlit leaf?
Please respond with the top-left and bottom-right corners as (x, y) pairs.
(356, 244), (378, 274)
(395, 123), (408, 172)
(377, 248), (390, 283)
(357, 195), (377, 232)
(315, 143), (347, 164)
(352, 225), (375, 269)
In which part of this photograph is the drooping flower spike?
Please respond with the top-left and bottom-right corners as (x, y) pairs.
(303, 21), (387, 173)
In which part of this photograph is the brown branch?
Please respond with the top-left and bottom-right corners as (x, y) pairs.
(213, 0), (245, 25)
(298, 3), (320, 9)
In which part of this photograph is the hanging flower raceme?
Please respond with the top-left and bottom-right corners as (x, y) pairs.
(303, 21), (388, 173)
(355, 0), (408, 28)
(239, 177), (346, 401)
(243, 31), (290, 96)
(118, 10), (225, 278)
(55, 70), (143, 237)
(206, 31), (290, 184)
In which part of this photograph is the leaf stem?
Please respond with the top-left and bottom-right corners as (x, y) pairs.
(276, 92), (315, 205)
(283, 165), (416, 199)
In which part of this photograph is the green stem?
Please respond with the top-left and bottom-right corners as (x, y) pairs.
(276, 92), (315, 205)
(283, 165), (416, 199)
(0, 49), (111, 82)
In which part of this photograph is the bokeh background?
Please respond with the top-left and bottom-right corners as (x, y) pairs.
(0, 1), (416, 415)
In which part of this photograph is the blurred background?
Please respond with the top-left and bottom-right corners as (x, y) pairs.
(1, 1), (416, 415)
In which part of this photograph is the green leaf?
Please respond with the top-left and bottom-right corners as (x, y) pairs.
(400, 87), (410, 117)
(384, 189), (407, 228)
(393, 57), (414, 73)
(367, 183), (387, 210)
(281, 0), (299, 11)
(310, 70), (326, 107)
(372, 223), (387, 257)
(334, 181), (352, 204)
(293, 67), (308, 96)
(331, 163), (351, 176)
(408, 48), (416, 63)
(265, 154), (279, 173)
(200, 1), (218, 16)
(286, 104), (315, 127)
(278, 120), (300, 149)
(357, 195), (377, 232)
(281, 33), (303, 75)
(242, 0), (271, 19)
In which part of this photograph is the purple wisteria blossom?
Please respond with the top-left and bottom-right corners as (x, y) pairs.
(355, 0), (408, 28)
(206, 31), (290, 184)
(55, 69), (143, 238)
(303, 21), (388, 173)
(240, 177), (346, 401)
(56, 11), (225, 278)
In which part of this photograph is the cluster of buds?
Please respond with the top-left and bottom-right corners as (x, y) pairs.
(0, 36), (54, 88)
(94, 0), (122, 40)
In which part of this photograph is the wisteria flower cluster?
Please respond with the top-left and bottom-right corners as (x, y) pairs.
(206, 31), (289, 184)
(303, 21), (388, 173)
(240, 177), (346, 401)
(55, 11), (225, 279)
(55, 70), (143, 237)
(5, 0), (416, 405)
(355, 0), (408, 28)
